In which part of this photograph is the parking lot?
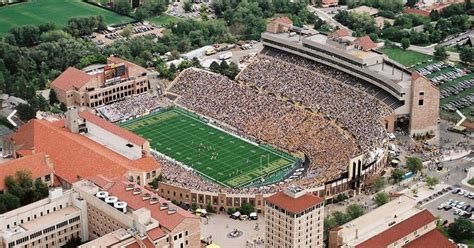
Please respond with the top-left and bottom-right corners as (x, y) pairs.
(90, 22), (163, 46)
(423, 187), (474, 223)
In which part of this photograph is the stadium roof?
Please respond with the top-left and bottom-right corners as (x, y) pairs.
(51, 67), (93, 91)
(106, 178), (198, 231)
(266, 191), (323, 214)
(7, 119), (159, 184)
(0, 152), (53, 191)
(79, 111), (146, 146)
(355, 209), (437, 248)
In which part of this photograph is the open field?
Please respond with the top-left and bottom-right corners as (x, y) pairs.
(0, 0), (134, 34)
(147, 14), (177, 27)
(120, 108), (296, 188)
(380, 47), (433, 67)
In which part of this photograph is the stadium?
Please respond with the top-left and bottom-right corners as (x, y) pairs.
(45, 19), (440, 212)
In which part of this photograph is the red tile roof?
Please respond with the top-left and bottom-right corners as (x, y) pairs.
(148, 227), (166, 240)
(273, 17), (293, 26)
(266, 191), (323, 214)
(8, 119), (159, 184)
(0, 152), (53, 190)
(322, 0), (338, 4)
(51, 67), (93, 92)
(106, 179), (198, 231)
(403, 8), (430, 17)
(356, 209), (437, 248)
(79, 111), (146, 146)
(330, 28), (350, 38)
(403, 229), (455, 248)
(107, 56), (148, 78)
(356, 36), (376, 51)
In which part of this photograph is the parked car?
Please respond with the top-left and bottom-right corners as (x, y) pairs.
(249, 212), (258, 220)
(452, 188), (461, 194)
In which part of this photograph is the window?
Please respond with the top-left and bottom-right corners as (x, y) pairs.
(419, 92), (424, 96)
(418, 99), (424, 106)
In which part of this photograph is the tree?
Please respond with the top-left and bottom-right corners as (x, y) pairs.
(448, 218), (474, 242)
(49, 89), (58, 105)
(183, 1), (193, 12)
(373, 177), (387, 192)
(434, 45), (449, 60)
(63, 236), (82, 248)
(425, 176), (439, 188)
(34, 178), (49, 201)
(406, 156), (423, 175)
(40, 30), (71, 43)
(121, 25), (133, 39)
(406, 0), (417, 7)
(115, 0), (132, 15)
(209, 61), (220, 73)
(240, 202), (255, 215)
(332, 211), (350, 226)
(374, 192), (390, 206)
(190, 202), (198, 211)
(206, 202), (214, 213)
(429, 10), (440, 21)
(0, 193), (21, 214)
(460, 47), (474, 63)
(429, 30), (442, 43)
(135, 6), (150, 21)
(16, 103), (37, 121)
(401, 38), (410, 50)
(346, 204), (364, 220)
(391, 168), (405, 183)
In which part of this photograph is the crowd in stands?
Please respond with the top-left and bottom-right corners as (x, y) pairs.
(169, 68), (359, 188)
(97, 94), (161, 122)
(238, 55), (391, 152)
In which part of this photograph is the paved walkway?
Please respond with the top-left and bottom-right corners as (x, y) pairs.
(200, 213), (265, 248)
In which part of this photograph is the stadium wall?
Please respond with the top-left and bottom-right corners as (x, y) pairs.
(155, 151), (388, 212)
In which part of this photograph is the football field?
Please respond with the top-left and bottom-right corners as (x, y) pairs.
(0, 0), (134, 34)
(120, 108), (296, 188)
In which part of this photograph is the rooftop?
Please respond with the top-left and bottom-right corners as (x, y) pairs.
(107, 56), (148, 78)
(7, 119), (159, 184)
(339, 195), (419, 246)
(79, 111), (146, 146)
(0, 152), (53, 191)
(105, 178), (198, 231)
(51, 67), (93, 91)
(266, 191), (323, 214)
(402, 229), (455, 248)
(355, 209), (437, 248)
(21, 206), (80, 231)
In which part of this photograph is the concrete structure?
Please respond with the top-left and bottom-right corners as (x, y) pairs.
(74, 177), (200, 248)
(52, 57), (151, 108)
(0, 188), (86, 248)
(328, 195), (454, 248)
(265, 187), (324, 248)
(349, 6), (379, 16)
(0, 178), (201, 248)
(261, 25), (440, 136)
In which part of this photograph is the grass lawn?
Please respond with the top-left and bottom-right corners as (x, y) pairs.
(0, 0), (134, 34)
(380, 47), (433, 67)
(147, 14), (177, 27)
(120, 108), (296, 188)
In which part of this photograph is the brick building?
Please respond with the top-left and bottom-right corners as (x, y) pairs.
(52, 57), (151, 108)
(265, 187), (325, 248)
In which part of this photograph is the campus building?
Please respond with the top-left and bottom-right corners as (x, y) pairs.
(265, 187), (325, 248)
(0, 179), (201, 248)
(262, 20), (440, 137)
(1, 108), (159, 188)
(52, 57), (153, 108)
(0, 188), (85, 248)
(328, 195), (454, 248)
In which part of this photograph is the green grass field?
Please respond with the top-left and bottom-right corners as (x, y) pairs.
(380, 47), (433, 67)
(120, 108), (296, 188)
(147, 14), (177, 27)
(0, 0), (134, 34)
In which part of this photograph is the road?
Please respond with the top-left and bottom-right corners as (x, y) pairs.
(439, 29), (474, 47)
(308, 6), (350, 32)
